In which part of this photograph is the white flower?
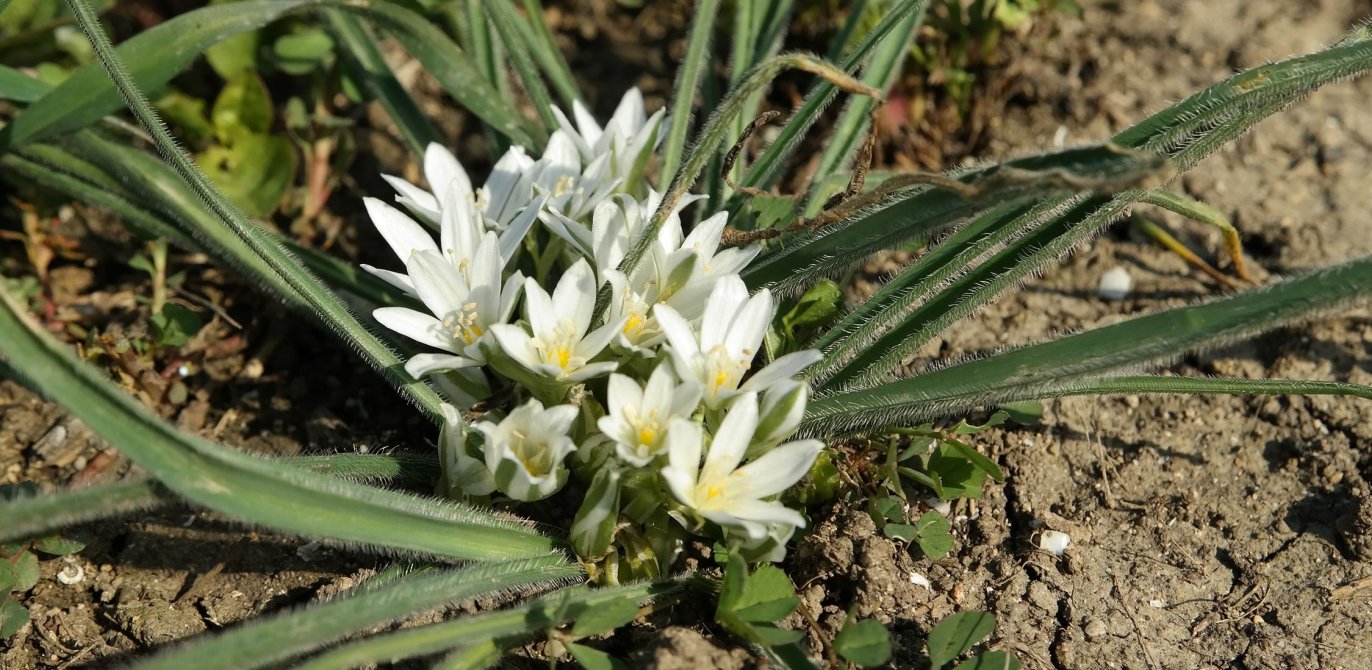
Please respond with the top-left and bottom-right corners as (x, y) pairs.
(553, 88), (665, 182)
(438, 403), (495, 497)
(477, 399), (579, 501)
(372, 231), (523, 377)
(655, 276), (822, 408)
(490, 259), (622, 383)
(598, 366), (702, 466)
(381, 142), (472, 225)
(660, 393), (823, 540)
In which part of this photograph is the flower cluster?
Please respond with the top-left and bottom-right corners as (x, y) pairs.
(362, 90), (822, 577)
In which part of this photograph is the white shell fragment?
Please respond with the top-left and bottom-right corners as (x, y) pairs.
(909, 572), (932, 590)
(56, 563), (85, 586)
(1098, 266), (1133, 300)
(1039, 530), (1072, 556)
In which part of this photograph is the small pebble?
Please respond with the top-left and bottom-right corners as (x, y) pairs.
(1039, 530), (1071, 556)
(1084, 619), (1108, 640)
(1098, 266), (1133, 300)
(909, 572), (932, 590)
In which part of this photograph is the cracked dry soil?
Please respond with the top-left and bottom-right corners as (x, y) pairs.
(4, 0), (1372, 668)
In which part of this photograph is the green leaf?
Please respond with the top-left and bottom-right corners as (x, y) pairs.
(0, 0), (317, 148)
(834, 619), (893, 668)
(782, 279), (842, 331)
(11, 551), (38, 591)
(287, 581), (678, 670)
(942, 440), (1003, 482)
(804, 255), (1372, 434)
(951, 651), (1022, 670)
(882, 523), (917, 543)
(211, 70), (273, 140)
(928, 611), (997, 670)
(31, 536), (84, 556)
(135, 557), (580, 670)
(813, 25), (1372, 390)
(998, 401), (1043, 424)
(0, 559), (16, 591)
(154, 90), (216, 144)
(927, 446), (989, 500)
(914, 511), (953, 558)
(656, 0), (720, 189)
(272, 26), (335, 75)
(151, 303), (203, 348)
(566, 643), (628, 670)
(205, 25), (259, 78)
(0, 476), (166, 548)
(0, 598), (29, 639)
(749, 622), (805, 646)
(324, 10), (439, 157)
(730, 564), (799, 624)
(198, 132), (297, 216)
(868, 496), (904, 525)
(570, 595), (640, 637)
(0, 287), (556, 561)
(952, 410), (1010, 435)
(0, 63), (51, 103)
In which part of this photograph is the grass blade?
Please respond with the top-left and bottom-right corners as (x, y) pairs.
(324, 10), (440, 157)
(291, 580), (681, 670)
(0, 285), (558, 560)
(802, 254), (1372, 434)
(0, 0), (316, 149)
(741, 144), (1167, 292)
(817, 25), (1372, 387)
(61, 0), (448, 419)
(284, 452), (439, 485)
(731, 0), (929, 198)
(333, 0), (539, 147)
(805, 3), (924, 207)
(133, 557), (582, 670)
(656, 0), (721, 190)
(517, 0), (583, 107)
(484, 0), (557, 132)
(0, 478), (171, 543)
(0, 63), (51, 103)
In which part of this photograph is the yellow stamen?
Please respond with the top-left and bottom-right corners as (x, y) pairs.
(638, 427), (656, 446)
(556, 346), (571, 369)
(705, 485), (723, 501)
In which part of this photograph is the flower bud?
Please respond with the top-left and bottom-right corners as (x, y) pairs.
(438, 404), (495, 498)
(571, 467), (622, 560)
(749, 379), (809, 457)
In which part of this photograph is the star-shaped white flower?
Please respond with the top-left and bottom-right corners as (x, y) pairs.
(660, 393), (823, 540)
(598, 365), (702, 466)
(552, 88), (665, 182)
(490, 259), (622, 383)
(477, 400), (578, 501)
(655, 276), (822, 408)
(372, 231), (523, 378)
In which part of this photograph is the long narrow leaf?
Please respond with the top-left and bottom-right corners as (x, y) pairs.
(741, 144), (1166, 291)
(0, 286), (558, 560)
(133, 557), (581, 670)
(0, 478), (171, 543)
(818, 24), (1372, 387)
(0, 63), (51, 103)
(732, 0), (929, 197)
(656, 0), (721, 190)
(291, 580), (680, 670)
(61, 0), (448, 419)
(484, 0), (557, 132)
(517, 0), (583, 107)
(324, 10), (440, 157)
(806, 3), (924, 206)
(0, 0), (534, 150)
(802, 255), (1372, 434)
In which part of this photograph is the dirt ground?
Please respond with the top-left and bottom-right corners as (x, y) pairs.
(4, 0), (1372, 668)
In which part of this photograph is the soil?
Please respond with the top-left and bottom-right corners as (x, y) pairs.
(4, 0), (1372, 668)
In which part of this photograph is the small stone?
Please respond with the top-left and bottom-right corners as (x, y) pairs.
(1039, 530), (1071, 556)
(1084, 619), (1108, 640)
(1098, 266), (1133, 300)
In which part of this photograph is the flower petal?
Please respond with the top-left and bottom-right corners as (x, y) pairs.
(424, 143), (470, 205)
(652, 304), (700, 359)
(732, 439), (824, 498)
(743, 349), (824, 392)
(360, 263), (416, 295)
(373, 307), (456, 352)
(364, 197), (438, 262)
(405, 352), (481, 378)
(704, 392), (758, 478)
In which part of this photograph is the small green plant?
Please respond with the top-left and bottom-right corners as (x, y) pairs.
(1, 0), (1371, 667)
(1, 482), (85, 640)
(927, 610), (1020, 670)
